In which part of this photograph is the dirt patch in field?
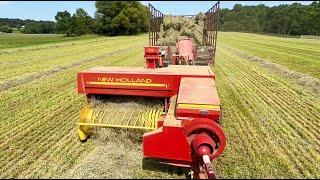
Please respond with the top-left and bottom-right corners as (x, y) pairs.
(221, 45), (320, 93)
(0, 48), (132, 92)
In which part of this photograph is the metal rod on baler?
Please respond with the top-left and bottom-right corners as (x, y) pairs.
(76, 122), (156, 130)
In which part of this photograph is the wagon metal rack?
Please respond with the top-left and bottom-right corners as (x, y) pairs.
(148, 1), (220, 65)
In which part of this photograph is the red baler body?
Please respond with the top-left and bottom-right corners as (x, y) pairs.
(77, 63), (226, 169)
(77, 1), (223, 178)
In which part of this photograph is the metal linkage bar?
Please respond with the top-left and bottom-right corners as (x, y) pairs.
(203, 1), (220, 64)
(149, 3), (164, 46)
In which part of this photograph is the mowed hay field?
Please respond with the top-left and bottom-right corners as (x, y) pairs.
(0, 33), (98, 50)
(0, 32), (319, 178)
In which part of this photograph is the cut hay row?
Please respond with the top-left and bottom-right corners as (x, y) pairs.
(0, 35), (145, 83)
(0, 44), (142, 135)
(220, 54), (320, 176)
(0, 45), (139, 123)
(213, 42), (320, 178)
(0, 46), (136, 92)
(225, 46), (320, 147)
(61, 128), (185, 179)
(223, 48), (320, 130)
(219, 44), (320, 93)
(0, 36), (109, 56)
(219, 32), (320, 78)
(0, 33), (99, 50)
(222, 36), (320, 65)
(214, 65), (296, 178)
(0, 104), (80, 177)
(16, 124), (90, 178)
(0, 32), (319, 178)
(0, 35), (154, 178)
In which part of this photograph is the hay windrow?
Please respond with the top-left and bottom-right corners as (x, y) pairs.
(63, 128), (186, 179)
(0, 47), (132, 92)
(220, 44), (320, 93)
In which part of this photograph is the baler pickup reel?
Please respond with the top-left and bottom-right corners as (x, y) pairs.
(77, 96), (163, 141)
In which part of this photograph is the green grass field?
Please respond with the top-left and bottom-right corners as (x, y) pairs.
(0, 33), (98, 49)
(0, 32), (319, 178)
(219, 32), (320, 78)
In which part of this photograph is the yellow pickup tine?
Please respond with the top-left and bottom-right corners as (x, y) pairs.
(76, 122), (156, 130)
(76, 97), (163, 141)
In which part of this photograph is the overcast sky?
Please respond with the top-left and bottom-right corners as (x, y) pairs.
(0, 1), (314, 21)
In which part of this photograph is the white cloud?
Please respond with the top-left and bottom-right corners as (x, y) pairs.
(0, 1), (10, 5)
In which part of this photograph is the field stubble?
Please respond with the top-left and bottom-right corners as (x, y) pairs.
(0, 32), (319, 178)
(214, 36), (320, 178)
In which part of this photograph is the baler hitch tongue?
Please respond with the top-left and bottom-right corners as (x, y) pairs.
(76, 99), (163, 141)
(202, 155), (216, 179)
(193, 155), (216, 179)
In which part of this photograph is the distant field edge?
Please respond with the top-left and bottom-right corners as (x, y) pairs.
(219, 31), (320, 40)
(0, 33), (100, 50)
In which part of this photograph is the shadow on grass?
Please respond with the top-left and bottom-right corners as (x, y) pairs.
(142, 157), (191, 179)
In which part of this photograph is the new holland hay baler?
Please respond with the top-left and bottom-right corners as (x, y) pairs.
(76, 2), (225, 179)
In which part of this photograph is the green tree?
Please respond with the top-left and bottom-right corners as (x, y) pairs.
(22, 21), (55, 34)
(94, 1), (149, 35)
(0, 26), (13, 33)
(55, 11), (72, 36)
(72, 8), (94, 36)
(0, 18), (56, 34)
(219, 1), (320, 36)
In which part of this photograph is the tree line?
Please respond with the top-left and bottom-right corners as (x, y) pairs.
(219, 1), (320, 36)
(0, 18), (55, 34)
(0, 1), (319, 36)
(55, 8), (94, 36)
(0, 1), (149, 36)
(54, 1), (149, 36)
